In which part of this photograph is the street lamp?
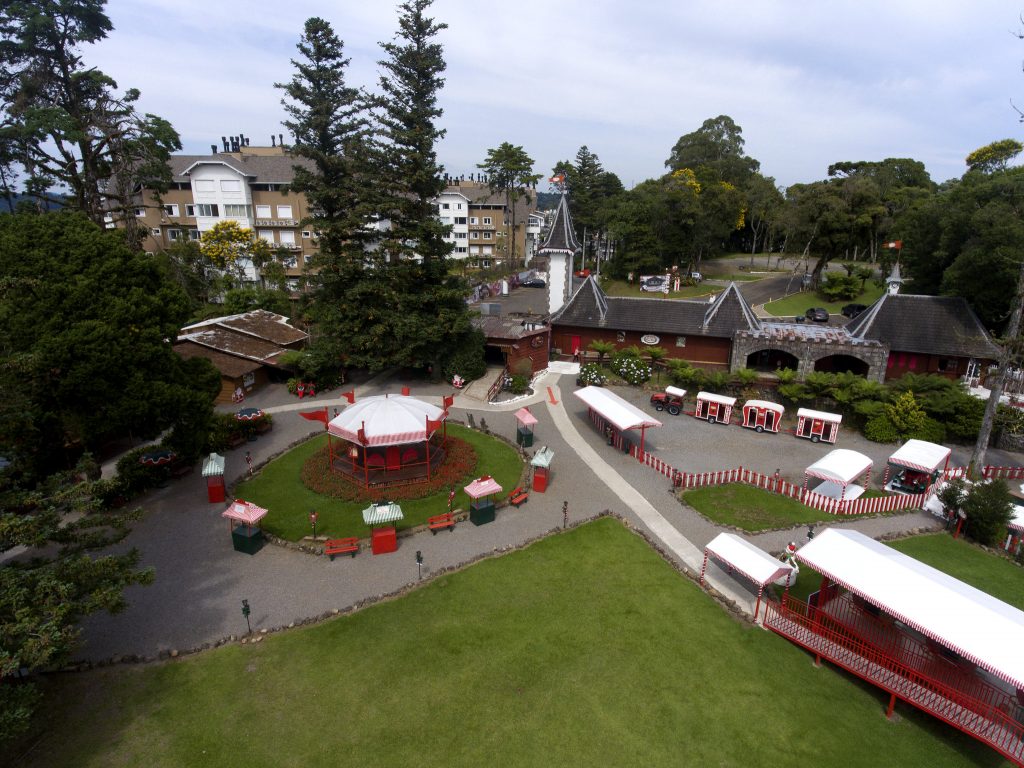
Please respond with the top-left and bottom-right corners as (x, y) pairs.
(241, 599), (251, 634)
(309, 509), (319, 540)
(415, 550), (423, 580)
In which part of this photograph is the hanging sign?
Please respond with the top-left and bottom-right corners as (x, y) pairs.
(640, 334), (660, 345)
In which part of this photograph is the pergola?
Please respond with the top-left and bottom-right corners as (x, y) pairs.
(326, 394), (447, 488)
(700, 533), (794, 621)
(804, 449), (872, 501)
(573, 385), (662, 455)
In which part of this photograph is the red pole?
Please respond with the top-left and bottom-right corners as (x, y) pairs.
(886, 692), (897, 719)
(755, 586), (763, 622)
(699, 551), (708, 586)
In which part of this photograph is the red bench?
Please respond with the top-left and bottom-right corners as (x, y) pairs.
(325, 537), (359, 560)
(428, 512), (455, 534)
(509, 487), (529, 507)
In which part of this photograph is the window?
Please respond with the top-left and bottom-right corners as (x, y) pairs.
(938, 358), (957, 372)
(277, 205), (293, 219)
(302, 230), (312, 239)
(483, 216), (492, 225)
(469, 217), (478, 225)
(220, 179), (241, 192)
(167, 229), (181, 241)
(194, 203), (218, 217)
(470, 231), (479, 239)
(255, 204), (271, 218)
(185, 204), (196, 217)
(617, 332), (626, 342)
(151, 227), (161, 236)
(194, 179), (214, 192)
(440, 217), (451, 224)
(676, 336), (687, 347)
(441, 203), (450, 210)
(134, 207), (146, 217)
(457, 203), (463, 209)
(481, 259), (490, 268)
(454, 217), (467, 225)
(224, 204), (251, 218)
(454, 232), (467, 239)
(279, 230), (296, 246)
(258, 229), (274, 244)
(482, 245), (493, 255)
(163, 204), (179, 217)
(483, 232), (492, 240)
(280, 254), (297, 268)
(304, 254), (312, 264)
(454, 246), (467, 254)
(188, 229), (201, 241)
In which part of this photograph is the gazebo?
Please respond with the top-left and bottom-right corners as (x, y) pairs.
(573, 385), (662, 456)
(883, 439), (951, 493)
(326, 395), (447, 488)
(764, 529), (1024, 763)
(804, 449), (872, 501)
(699, 533), (795, 622)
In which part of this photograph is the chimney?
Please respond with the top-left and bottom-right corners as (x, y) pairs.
(278, 133), (284, 147)
(244, 137), (250, 147)
(271, 135), (276, 147)
(238, 132), (245, 147)
(211, 144), (217, 154)
(221, 136), (229, 152)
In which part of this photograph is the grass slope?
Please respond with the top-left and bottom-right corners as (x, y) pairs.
(13, 520), (1003, 768)
(235, 424), (523, 540)
(682, 484), (830, 531)
(764, 282), (886, 317)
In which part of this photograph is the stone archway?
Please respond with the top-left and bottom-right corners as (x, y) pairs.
(745, 348), (799, 372)
(813, 354), (870, 376)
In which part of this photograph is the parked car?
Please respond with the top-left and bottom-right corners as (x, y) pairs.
(521, 278), (546, 288)
(841, 303), (867, 319)
(640, 276), (667, 292)
(689, 271), (703, 282)
(574, 269), (591, 278)
(805, 307), (829, 323)
(650, 386), (687, 416)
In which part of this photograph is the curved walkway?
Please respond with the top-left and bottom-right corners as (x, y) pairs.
(77, 371), (961, 661)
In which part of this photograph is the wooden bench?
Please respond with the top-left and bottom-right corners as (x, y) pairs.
(169, 460), (194, 479)
(509, 487), (529, 507)
(428, 512), (455, 534)
(226, 433), (246, 449)
(325, 537), (359, 560)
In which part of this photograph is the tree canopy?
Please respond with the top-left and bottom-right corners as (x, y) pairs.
(478, 141), (541, 269)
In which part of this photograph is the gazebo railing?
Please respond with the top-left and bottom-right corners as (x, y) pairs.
(765, 595), (1024, 765)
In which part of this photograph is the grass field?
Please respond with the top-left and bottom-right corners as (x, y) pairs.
(683, 484), (838, 531)
(600, 278), (714, 299)
(763, 282), (886, 317)
(9, 519), (1002, 768)
(234, 424), (523, 540)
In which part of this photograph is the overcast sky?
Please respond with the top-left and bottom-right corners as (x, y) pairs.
(94, 0), (1022, 189)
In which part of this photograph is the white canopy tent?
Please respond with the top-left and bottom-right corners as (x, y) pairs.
(796, 528), (1024, 690)
(574, 386), (662, 454)
(885, 439), (951, 492)
(327, 394), (444, 446)
(701, 533), (795, 621)
(804, 448), (872, 501)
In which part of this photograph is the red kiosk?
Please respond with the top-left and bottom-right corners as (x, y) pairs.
(740, 400), (784, 434)
(694, 392), (736, 424)
(530, 446), (554, 493)
(363, 502), (402, 555)
(202, 452), (226, 503)
(796, 407), (841, 443)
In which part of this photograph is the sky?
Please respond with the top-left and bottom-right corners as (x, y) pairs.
(92, 0), (1023, 190)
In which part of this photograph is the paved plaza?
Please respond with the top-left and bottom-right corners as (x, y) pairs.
(76, 369), (1019, 662)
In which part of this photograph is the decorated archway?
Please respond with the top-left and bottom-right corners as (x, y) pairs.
(745, 348), (799, 372)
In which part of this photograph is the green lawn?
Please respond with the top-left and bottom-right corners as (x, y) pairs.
(11, 519), (1001, 768)
(235, 424), (524, 540)
(600, 278), (714, 299)
(763, 282), (886, 317)
(682, 484), (833, 531)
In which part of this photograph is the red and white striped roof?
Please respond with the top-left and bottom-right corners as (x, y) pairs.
(514, 407), (538, 427)
(705, 533), (794, 587)
(222, 499), (269, 526)
(742, 399), (784, 414)
(797, 407), (841, 423)
(573, 386), (663, 431)
(805, 449), (871, 486)
(327, 394), (444, 447)
(887, 439), (950, 474)
(796, 528), (1024, 690)
(696, 391), (736, 406)
(464, 475), (503, 499)
(1010, 503), (1024, 534)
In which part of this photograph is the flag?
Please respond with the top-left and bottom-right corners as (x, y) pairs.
(549, 173), (565, 183)
(442, 394), (454, 410)
(341, 390), (355, 404)
(885, 240), (903, 249)
(299, 408), (329, 427)
(357, 425), (367, 445)
(426, 417), (443, 432)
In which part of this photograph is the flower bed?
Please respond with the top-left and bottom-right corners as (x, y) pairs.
(300, 437), (478, 503)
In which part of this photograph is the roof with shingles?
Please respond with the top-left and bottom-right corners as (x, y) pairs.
(171, 153), (315, 184)
(173, 341), (262, 378)
(550, 278), (759, 338)
(539, 194), (581, 255)
(181, 309), (307, 347)
(846, 293), (1000, 359)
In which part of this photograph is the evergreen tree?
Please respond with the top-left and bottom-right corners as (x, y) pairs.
(477, 142), (541, 270)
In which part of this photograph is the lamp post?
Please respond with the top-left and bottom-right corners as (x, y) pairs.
(241, 599), (251, 634)
(309, 509), (318, 540)
(415, 550), (423, 580)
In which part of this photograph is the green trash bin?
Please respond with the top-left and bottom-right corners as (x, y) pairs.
(231, 525), (264, 555)
(469, 498), (496, 526)
(517, 426), (534, 448)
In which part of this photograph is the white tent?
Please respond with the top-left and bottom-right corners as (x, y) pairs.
(796, 528), (1024, 690)
(701, 533), (794, 620)
(805, 449), (872, 500)
(573, 386), (662, 431)
(327, 394), (444, 446)
(888, 439), (951, 475)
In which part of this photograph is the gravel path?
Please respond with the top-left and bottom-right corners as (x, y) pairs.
(75, 374), (1021, 661)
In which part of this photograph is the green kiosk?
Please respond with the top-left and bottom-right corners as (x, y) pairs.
(514, 407), (537, 448)
(223, 498), (269, 555)
(464, 475), (503, 526)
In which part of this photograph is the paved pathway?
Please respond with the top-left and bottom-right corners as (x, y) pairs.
(75, 371), (1006, 661)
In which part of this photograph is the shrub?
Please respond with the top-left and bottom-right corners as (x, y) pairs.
(206, 412), (242, 452)
(963, 479), (1014, 546)
(910, 416), (946, 444)
(885, 390), (926, 439)
(115, 446), (165, 498)
(508, 374), (529, 395)
(611, 356), (651, 385)
(704, 371), (730, 393)
(864, 414), (900, 443)
(578, 363), (606, 386)
(441, 330), (487, 382)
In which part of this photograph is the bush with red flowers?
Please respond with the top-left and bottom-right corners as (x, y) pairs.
(300, 437), (478, 503)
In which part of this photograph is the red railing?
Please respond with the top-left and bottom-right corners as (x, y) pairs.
(486, 367), (509, 403)
(765, 596), (1024, 765)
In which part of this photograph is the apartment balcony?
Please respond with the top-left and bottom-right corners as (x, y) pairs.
(255, 218), (298, 227)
